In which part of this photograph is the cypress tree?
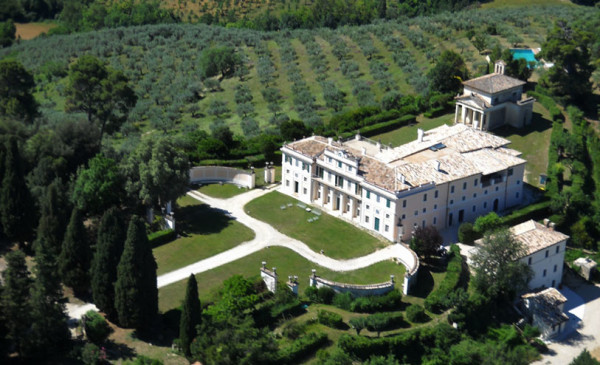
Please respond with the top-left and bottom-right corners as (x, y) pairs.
(91, 207), (125, 320)
(0, 137), (35, 245)
(1, 250), (32, 355)
(34, 180), (69, 257)
(114, 216), (158, 332)
(58, 207), (90, 296)
(24, 235), (71, 359)
(179, 274), (201, 357)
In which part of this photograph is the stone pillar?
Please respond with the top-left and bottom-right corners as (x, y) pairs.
(166, 201), (172, 215)
(309, 269), (317, 287)
(342, 194), (348, 214)
(349, 197), (355, 218)
(461, 105), (466, 125)
(287, 276), (299, 295)
(454, 104), (459, 124)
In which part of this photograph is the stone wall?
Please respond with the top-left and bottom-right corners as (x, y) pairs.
(396, 243), (419, 295)
(189, 166), (255, 189)
(260, 262), (278, 293)
(309, 270), (395, 297)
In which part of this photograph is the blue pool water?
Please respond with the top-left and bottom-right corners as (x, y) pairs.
(510, 48), (537, 63)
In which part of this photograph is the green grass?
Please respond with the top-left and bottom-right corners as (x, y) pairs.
(495, 102), (553, 186)
(153, 195), (255, 276)
(196, 183), (249, 199)
(245, 191), (387, 259)
(158, 246), (404, 312)
(371, 113), (453, 147)
(481, 0), (573, 8)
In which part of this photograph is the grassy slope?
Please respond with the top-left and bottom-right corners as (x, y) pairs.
(245, 191), (387, 259)
(158, 246), (405, 312)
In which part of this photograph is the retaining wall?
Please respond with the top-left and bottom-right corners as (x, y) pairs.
(189, 166), (255, 189)
(309, 271), (395, 297)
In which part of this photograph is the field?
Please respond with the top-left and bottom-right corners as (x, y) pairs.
(14, 22), (57, 40)
(1, 5), (591, 140)
(245, 191), (387, 259)
(158, 246), (406, 312)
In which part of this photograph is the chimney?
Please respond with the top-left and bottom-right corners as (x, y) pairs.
(549, 222), (555, 231)
(543, 218), (550, 227)
(361, 147), (366, 156)
(495, 60), (506, 75)
(328, 137), (333, 145)
(417, 128), (424, 142)
(355, 132), (361, 141)
(399, 174), (406, 185)
(376, 141), (381, 151)
(434, 160), (441, 171)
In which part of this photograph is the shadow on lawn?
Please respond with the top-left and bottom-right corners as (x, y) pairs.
(176, 203), (235, 237)
(494, 111), (552, 138)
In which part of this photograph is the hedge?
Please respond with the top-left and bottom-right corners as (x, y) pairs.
(500, 199), (551, 228)
(328, 106), (381, 133)
(527, 91), (563, 122)
(405, 304), (429, 323)
(317, 309), (344, 329)
(339, 114), (417, 139)
(364, 312), (405, 332)
(276, 332), (328, 363)
(423, 106), (446, 118)
(349, 290), (402, 313)
(147, 229), (176, 248)
(424, 245), (464, 312)
(198, 151), (282, 168)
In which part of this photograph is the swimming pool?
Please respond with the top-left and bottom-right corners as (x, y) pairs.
(510, 48), (537, 63)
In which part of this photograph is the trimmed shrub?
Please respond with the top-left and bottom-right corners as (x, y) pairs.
(406, 304), (429, 323)
(147, 229), (176, 247)
(365, 312), (405, 334)
(277, 332), (328, 363)
(500, 199), (551, 228)
(473, 212), (502, 234)
(350, 290), (402, 313)
(333, 292), (353, 311)
(83, 310), (112, 345)
(316, 286), (335, 304)
(458, 222), (478, 245)
(527, 91), (563, 122)
(424, 245), (464, 312)
(318, 309), (344, 329)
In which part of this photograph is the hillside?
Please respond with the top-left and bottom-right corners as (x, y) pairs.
(0, 5), (593, 140)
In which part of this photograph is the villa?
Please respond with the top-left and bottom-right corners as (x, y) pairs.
(454, 60), (535, 131)
(280, 123), (526, 242)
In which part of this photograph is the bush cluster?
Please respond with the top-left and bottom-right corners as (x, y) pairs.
(424, 245), (464, 312)
(405, 304), (429, 323)
(276, 332), (328, 363)
(147, 229), (176, 248)
(528, 90), (563, 122)
(317, 310), (344, 329)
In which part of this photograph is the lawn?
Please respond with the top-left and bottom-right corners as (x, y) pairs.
(153, 195), (255, 276)
(245, 191), (387, 259)
(158, 246), (405, 312)
(371, 113), (453, 147)
(196, 183), (249, 199)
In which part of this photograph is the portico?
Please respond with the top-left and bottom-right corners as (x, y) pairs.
(455, 102), (487, 130)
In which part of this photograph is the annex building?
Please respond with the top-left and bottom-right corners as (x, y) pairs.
(280, 123), (526, 242)
(454, 61), (535, 131)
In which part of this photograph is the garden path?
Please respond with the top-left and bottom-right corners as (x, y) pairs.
(156, 186), (408, 288)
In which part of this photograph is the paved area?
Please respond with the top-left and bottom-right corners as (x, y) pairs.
(534, 272), (600, 364)
(157, 186), (410, 288)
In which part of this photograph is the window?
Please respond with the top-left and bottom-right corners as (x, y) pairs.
(462, 196), (466, 201)
(545, 250), (549, 258)
(376, 195), (380, 203)
(327, 157), (332, 163)
(435, 190), (439, 198)
(450, 199), (454, 205)
(423, 194), (428, 202)
(516, 192), (520, 199)
(366, 191), (371, 199)
(516, 180), (521, 185)
(318, 190), (321, 199)
(433, 217), (437, 225)
(304, 177), (307, 182)
(386, 199), (391, 208)
(495, 186), (499, 192)
(402, 200), (406, 208)
(528, 257), (532, 265)
(543, 269), (547, 277)
(376, 209), (380, 215)
(474, 178), (478, 186)
(472, 205), (476, 212)
(556, 246), (560, 254)
(414, 210), (418, 216)
(295, 160), (299, 167)
(303, 188), (307, 194)
(286, 169), (290, 174)
(422, 208), (426, 213)
(508, 168), (514, 176)
(401, 214), (406, 220)
(385, 225), (389, 232)
(286, 180), (290, 187)
(463, 182), (467, 190)
(484, 202), (487, 209)
(422, 220), (426, 228)
(338, 161), (342, 168)
(434, 204), (438, 210)
(473, 193), (477, 198)
(484, 190), (488, 195)
(554, 265), (558, 273)
(348, 166), (353, 172)
(365, 216), (369, 223)
(385, 214), (390, 219)
(366, 205), (370, 210)
(451, 186), (455, 193)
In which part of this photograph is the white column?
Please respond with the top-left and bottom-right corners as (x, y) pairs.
(461, 105), (466, 124)
(454, 104), (460, 124)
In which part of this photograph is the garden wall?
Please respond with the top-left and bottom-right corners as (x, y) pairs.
(189, 166), (255, 189)
(309, 270), (395, 297)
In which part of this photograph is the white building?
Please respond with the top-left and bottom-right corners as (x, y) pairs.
(512, 219), (569, 290)
(455, 61), (535, 131)
(521, 287), (569, 339)
(280, 123), (526, 242)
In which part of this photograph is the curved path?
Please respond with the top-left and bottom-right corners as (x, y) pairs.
(157, 187), (413, 288)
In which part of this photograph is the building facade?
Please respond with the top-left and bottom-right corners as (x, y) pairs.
(455, 61), (535, 131)
(280, 124), (526, 242)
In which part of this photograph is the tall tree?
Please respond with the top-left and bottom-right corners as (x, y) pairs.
(72, 154), (123, 215)
(539, 20), (594, 105)
(34, 180), (69, 257)
(91, 207), (125, 320)
(376, 0), (387, 18)
(65, 54), (137, 144)
(0, 59), (38, 122)
(410, 225), (443, 258)
(428, 50), (469, 95)
(471, 228), (533, 301)
(25, 234), (71, 359)
(114, 216), (158, 332)
(1, 250), (32, 355)
(199, 46), (242, 78)
(179, 274), (201, 357)
(58, 207), (91, 296)
(123, 136), (189, 208)
(0, 19), (15, 47)
(0, 137), (36, 245)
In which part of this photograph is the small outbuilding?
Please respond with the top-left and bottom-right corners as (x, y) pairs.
(573, 257), (597, 281)
(520, 287), (569, 340)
